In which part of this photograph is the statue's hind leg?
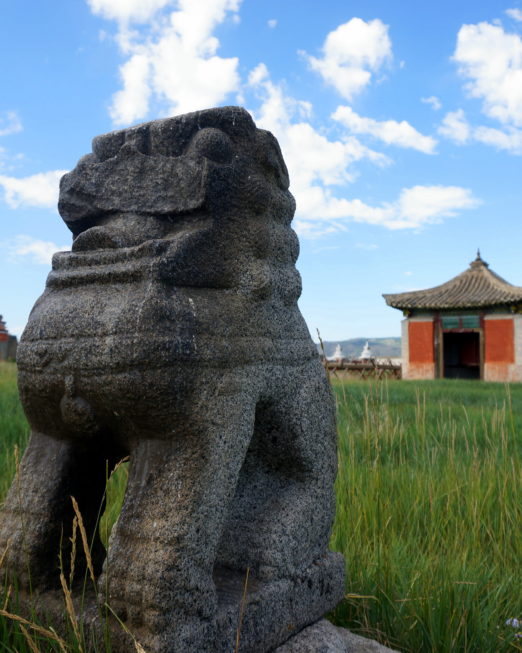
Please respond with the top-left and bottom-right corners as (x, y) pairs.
(217, 359), (338, 580)
(100, 371), (259, 653)
(0, 430), (119, 591)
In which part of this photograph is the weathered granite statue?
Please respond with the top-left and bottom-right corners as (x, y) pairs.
(0, 107), (345, 652)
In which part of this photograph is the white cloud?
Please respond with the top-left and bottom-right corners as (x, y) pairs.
(506, 8), (522, 21)
(294, 185), (479, 235)
(0, 111), (22, 137)
(248, 64), (387, 214)
(87, 0), (172, 24)
(421, 96), (442, 110)
(90, 0), (242, 125)
(0, 170), (67, 209)
(110, 53), (152, 124)
(438, 108), (522, 153)
(267, 19), (277, 29)
(453, 21), (522, 126)
(0, 148), (24, 173)
(8, 236), (69, 265)
(438, 108), (471, 143)
(333, 105), (437, 154)
(86, 9), (480, 238)
(304, 18), (392, 100)
(444, 20), (522, 154)
(248, 66), (478, 236)
(473, 124), (522, 153)
(294, 221), (348, 239)
(393, 185), (480, 229)
(248, 62), (270, 87)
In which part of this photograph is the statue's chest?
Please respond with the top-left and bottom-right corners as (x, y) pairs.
(18, 280), (315, 374)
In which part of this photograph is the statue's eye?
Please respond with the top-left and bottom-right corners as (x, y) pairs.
(187, 128), (233, 164)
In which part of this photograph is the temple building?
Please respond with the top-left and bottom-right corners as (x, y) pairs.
(0, 316), (18, 361)
(383, 253), (522, 381)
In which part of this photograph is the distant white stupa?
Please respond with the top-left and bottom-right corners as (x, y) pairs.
(329, 344), (344, 360)
(359, 341), (373, 360)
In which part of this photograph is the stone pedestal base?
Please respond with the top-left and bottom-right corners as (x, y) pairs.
(214, 551), (345, 652)
(275, 619), (400, 653)
(14, 552), (345, 652)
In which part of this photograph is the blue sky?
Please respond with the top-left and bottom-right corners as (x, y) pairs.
(2, 0), (522, 341)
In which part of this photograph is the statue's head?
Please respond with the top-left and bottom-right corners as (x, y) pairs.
(58, 107), (295, 251)
(54, 107), (301, 304)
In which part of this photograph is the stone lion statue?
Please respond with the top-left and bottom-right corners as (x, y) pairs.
(0, 107), (344, 652)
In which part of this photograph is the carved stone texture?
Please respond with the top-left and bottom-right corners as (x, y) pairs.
(0, 106), (344, 652)
(274, 620), (401, 653)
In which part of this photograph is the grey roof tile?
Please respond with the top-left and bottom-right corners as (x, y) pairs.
(383, 252), (522, 310)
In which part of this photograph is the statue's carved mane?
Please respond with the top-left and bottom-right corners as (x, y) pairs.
(54, 106), (300, 303)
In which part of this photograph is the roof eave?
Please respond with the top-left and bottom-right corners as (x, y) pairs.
(384, 300), (521, 311)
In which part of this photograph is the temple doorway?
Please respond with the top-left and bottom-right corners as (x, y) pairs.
(442, 332), (481, 379)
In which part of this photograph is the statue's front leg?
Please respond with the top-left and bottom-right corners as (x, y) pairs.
(101, 377), (258, 653)
(217, 361), (338, 581)
(0, 431), (109, 590)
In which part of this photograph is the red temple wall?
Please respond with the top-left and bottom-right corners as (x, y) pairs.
(408, 321), (434, 363)
(407, 362), (436, 379)
(407, 320), (435, 379)
(483, 317), (521, 382)
(404, 315), (522, 382)
(484, 319), (514, 363)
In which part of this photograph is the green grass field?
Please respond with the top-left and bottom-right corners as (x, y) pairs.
(330, 377), (522, 652)
(0, 363), (29, 501)
(0, 361), (521, 651)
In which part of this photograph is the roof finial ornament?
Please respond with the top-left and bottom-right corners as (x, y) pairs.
(470, 249), (488, 269)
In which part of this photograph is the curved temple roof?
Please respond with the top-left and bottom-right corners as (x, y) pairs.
(383, 252), (522, 311)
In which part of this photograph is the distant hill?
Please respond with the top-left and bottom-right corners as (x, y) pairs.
(316, 337), (401, 359)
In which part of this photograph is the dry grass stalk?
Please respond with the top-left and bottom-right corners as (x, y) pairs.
(235, 566), (250, 653)
(60, 571), (83, 652)
(70, 496), (96, 585)
(20, 623), (41, 653)
(2, 584), (12, 610)
(13, 444), (19, 476)
(0, 540), (9, 570)
(69, 515), (78, 587)
(112, 456), (130, 475)
(104, 602), (147, 652)
(316, 329), (331, 385)
(0, 608), (68, 652)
